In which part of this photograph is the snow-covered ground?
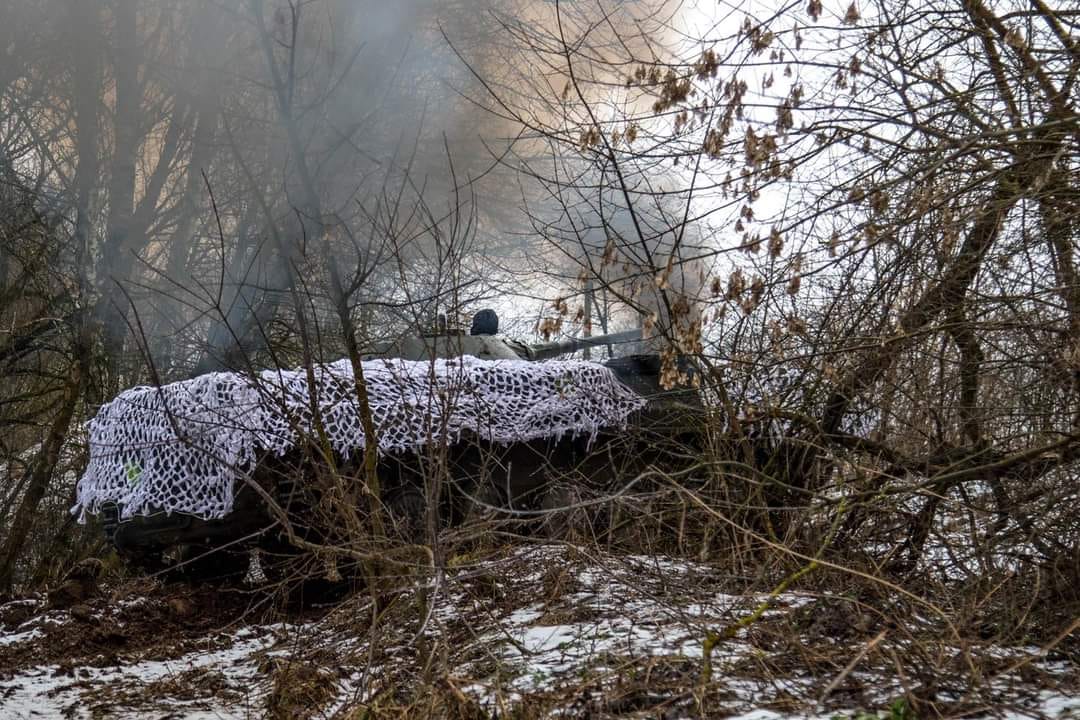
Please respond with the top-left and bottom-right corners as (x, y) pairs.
(0, 545), (1076, 718)
(2, 627), (279, 719)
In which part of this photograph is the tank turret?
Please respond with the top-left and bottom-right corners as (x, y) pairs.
(364, 310), (644, 363)
(365, 310), (701, 432)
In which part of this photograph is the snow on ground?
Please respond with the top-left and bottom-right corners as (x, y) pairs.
(0, 621), (289, 719)
(0, 545), (1077, 718)
(445, 546), (814, 706)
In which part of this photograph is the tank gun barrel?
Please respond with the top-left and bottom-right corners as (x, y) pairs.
(528, 329), (642, 360)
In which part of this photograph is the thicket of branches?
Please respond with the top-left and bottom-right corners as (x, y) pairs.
(0, 0), (1077, 684)
(0, 0), (528, 589)
(466, 0), (1080, 631)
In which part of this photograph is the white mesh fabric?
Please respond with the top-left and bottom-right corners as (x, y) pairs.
(72, 357), (645, 521)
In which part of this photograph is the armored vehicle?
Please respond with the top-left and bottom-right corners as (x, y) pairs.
(77, 311), (703, 580)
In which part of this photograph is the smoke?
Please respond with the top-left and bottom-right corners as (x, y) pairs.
(0, 0), (704, 377)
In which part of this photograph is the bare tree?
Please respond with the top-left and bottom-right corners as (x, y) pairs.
(463, 0), (1080, 625)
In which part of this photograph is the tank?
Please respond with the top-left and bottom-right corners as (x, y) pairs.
(91, 310), (704, 582)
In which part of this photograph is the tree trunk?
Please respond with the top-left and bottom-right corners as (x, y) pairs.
(0, 361), (83, 590)
(97, 0), (141, 393)
(822, 170), (1020, 435)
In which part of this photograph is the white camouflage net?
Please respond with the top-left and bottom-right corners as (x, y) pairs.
(72, 357), (646, 521)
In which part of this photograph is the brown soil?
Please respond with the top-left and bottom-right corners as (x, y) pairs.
(0, 577), (275, 680)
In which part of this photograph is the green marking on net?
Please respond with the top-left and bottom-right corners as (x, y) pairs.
(125, 459), (142, 486)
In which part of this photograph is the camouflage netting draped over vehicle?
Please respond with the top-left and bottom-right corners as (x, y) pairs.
(71, 357), (646, 521)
